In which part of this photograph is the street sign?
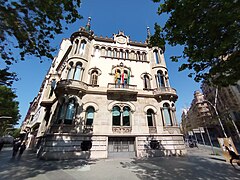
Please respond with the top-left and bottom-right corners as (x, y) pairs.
(188, 131), (193, 136)
(192, 128), (200, 133)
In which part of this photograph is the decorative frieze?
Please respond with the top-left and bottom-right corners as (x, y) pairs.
(112, 126), (132, 133)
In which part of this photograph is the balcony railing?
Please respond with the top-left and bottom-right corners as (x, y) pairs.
(153, 87), (178, 100)
(107, 83), (137, 90)
(55, 79), (88, 95)
(107, 83), (138, 99)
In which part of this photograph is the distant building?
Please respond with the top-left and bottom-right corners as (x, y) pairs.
(181, 91), (212, 134)
(21, 18), (185, 159)
(201, 81), (240, 141)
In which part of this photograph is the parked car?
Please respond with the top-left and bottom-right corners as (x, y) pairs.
(2, 135), (14, 144)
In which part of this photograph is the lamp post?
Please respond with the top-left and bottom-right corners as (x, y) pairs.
(203, 88), (227, 138)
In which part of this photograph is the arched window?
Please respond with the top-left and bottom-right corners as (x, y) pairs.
(162, 103), (172, 126)
(79, 40), (86, 55)
(114, 69), (121, 87)
(143, 75), (151, 89)
(119, 49), (124, 59)
(130, 51), (135, 59)
(94, 46), (100, 57)
(73, 63), (82, 80)
(86, 106), (94, 126)
(67, 62), (74, 79)
(137, 51), (141, 60)
(64, 99), (76, 124)
(142, 52), (147, 61)
(112, 105), (131, 126)
(74, 39), (79, 54)
(90, 70), (98, 85)
(123, 106), (130, 126)
(123, 70), (128, 86)
(157, 70), (165, 87)
(107, 48), (112, 57)
(125, 50), (129, 59)
(55, 98), (77, 125)
(57, 101), (65, 124)
(113, 48), (117, 58)
(147, 109), (155, 127)
(101, 47), (106, 56)
(165, 72), (170, 87)
(112, 106), (121, 126)
(154, 50), (159, 64)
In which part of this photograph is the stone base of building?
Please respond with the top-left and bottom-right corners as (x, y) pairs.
(38, 133), (186, 160)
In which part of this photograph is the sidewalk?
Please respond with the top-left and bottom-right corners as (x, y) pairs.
(186, 144), (227, 164)
(0, 146), (239, 180)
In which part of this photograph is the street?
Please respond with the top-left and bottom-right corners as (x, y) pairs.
(0, 146), (240, 180)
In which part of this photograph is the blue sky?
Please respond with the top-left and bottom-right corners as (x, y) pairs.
(10, 0), (200, 126)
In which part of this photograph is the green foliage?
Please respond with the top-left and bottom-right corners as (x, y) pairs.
(153, 0), (240, 86)
(149, 23), (166, 51)
(0, 68), (18, 86)
(0, 0), (82, 85)
(0, 85), (20, 136)
(10, 128), (21, 138)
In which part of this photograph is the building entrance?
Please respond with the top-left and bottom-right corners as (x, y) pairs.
(108, 137), (135, 158)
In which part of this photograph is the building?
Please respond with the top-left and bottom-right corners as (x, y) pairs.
(201, 82), (240, 142)
(22, 18), (185, 159)
(181, 91), (212, 134)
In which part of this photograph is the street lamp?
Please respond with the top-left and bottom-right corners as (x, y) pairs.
(203, 88), (227, 138)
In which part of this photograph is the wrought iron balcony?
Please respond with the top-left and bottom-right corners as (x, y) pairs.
(153, 87), (178, 100)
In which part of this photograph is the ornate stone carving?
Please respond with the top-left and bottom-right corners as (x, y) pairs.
(112, 126), (132, 133)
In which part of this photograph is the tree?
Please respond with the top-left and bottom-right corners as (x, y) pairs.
(0, 85), (21, 136)
(0, 68), (17, 86)
(149, 23), (165, 52)
(0, 0), (82, 85)
(153, 0), (240, 86)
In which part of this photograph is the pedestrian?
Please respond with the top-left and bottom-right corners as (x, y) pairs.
(18, 141), (26, 159)
(12, 138), (21, 159)
(0, 138), (4, 151)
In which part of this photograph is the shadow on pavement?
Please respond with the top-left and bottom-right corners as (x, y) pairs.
(0, 148), (97, 180)
(120, 154), (240, 180)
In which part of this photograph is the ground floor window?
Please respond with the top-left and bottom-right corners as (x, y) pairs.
(56, 98), (77, 125)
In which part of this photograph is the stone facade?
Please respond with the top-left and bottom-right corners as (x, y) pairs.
(22, 19), (185, 160)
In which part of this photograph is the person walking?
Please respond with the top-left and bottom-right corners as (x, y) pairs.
(12, 138), (21, 159)
(18, 141), (26, 159)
